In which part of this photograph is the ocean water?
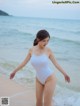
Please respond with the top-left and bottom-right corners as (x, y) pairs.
(0, 16), (80, 106)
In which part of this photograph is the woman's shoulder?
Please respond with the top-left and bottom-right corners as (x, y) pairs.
(46, 47), (54, 57)
(46, 47), (52, 52)
(28, 46), (35, 55)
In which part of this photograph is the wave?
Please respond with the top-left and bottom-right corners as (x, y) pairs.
(51, 36), (80, 45)
(53, 85), (80, 106)
(48, 27), (80, 35)
(1, 29), (33, 37)
(10, 29), (32, 36)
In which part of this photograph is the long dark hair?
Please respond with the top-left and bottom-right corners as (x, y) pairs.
(33, 29), (50, 46)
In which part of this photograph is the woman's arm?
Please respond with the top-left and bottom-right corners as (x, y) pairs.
(10, 48), (32, 79)
(48, 48), (70, 83)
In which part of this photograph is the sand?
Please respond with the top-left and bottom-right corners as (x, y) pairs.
(0, 75), (36, 106)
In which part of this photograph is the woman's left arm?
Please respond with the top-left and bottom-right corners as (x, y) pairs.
(49, 48), (70, 83)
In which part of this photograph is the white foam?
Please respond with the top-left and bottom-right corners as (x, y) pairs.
(73, 98), (80, 106)
(52, 85), (80, 106)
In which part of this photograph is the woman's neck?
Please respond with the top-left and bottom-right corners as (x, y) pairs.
(37, 44), (45, 50)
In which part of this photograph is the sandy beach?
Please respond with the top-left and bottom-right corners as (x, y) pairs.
(0, 75), (36, 106)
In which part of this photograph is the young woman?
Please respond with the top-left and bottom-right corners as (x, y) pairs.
(10, 29), (70, 106)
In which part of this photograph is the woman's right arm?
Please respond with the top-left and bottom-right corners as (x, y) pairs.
(10, 48), (32, 79)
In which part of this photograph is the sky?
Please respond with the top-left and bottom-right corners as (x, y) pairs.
(0, 0), (80, 19)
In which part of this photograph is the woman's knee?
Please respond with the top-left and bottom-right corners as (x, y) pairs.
(36, 100), (43, 106)
(44, 100), (52, 106)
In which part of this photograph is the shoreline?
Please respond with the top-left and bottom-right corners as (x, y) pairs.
(0, 73), (80, 106)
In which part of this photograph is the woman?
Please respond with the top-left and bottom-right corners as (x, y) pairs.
(10, 29), (70, 106)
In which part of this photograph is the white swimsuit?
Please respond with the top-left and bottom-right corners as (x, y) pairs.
(30, 53), (54, 85)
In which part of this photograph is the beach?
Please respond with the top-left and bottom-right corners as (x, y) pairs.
(0, 74), (80, 106)
(0, 74), (36, 106)
(0, 16), (80, 106)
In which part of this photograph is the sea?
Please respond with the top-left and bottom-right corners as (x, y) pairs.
(0, 16), (80, 106)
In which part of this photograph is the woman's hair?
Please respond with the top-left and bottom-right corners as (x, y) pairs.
(33, 29), (50, 46)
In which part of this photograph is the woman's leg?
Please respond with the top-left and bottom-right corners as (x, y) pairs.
(36, 78), (44, 106)
(44, 74), (57, 106)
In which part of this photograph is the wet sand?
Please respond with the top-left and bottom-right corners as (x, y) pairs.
(0, 75), (36, 106)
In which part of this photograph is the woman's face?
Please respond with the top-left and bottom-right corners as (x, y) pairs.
(38, 37), (50, 48)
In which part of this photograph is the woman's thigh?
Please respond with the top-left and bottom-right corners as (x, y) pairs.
(36, 78), (44, 102)
(44, 74), (57, 105)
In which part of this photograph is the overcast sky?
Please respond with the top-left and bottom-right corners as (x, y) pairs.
(0, 0), (80, 19)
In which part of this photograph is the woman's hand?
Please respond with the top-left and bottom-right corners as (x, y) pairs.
(10, 71), (16, 79)
(64, 73), (70, 83)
